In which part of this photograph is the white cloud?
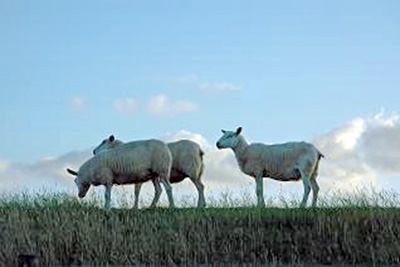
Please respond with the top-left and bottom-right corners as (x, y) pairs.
(312, 111), (400, 192)
(0, 150), (92, 193)
(69, 96), (87, 111)
(1, 111), (400, 206)
(113, 98), (140, 114)
(359, 113), (400, 173)
(160, 130), (210, 148)
(147, 93), (198, 116)
(175, 74), (242, 93)
(199, 82), (241, 92)
(111, 95), (197, 117)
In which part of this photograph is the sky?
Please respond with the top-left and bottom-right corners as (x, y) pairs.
(0, 1), (400, 206)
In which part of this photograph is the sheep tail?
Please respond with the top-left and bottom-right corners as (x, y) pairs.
(194, 149), (204, 180)
(199, 149), (204, 159)
(198, 161), (205, 180)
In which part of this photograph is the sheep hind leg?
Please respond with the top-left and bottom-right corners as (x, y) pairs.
(133, 183), (142, 209)
(300, 170), (311, 208)
(104, 184), (112, 209)
(310, 160), (321, 207)
(161, 179), (175, 208)
(150, 179), (162, 208)
(310, 178), (320, 207)
(190, 177), (206, 208)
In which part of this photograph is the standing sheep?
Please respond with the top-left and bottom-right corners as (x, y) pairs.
(216, 127), (324, 208)
(67, 139), (175, 209)
(93, 135), (206, 208)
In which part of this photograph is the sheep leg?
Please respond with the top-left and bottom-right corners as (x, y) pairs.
(255, 175), (265, 207)
(150, 179), (162, 208)
(133, 183), (142, 209)
(161, 179), (175, 208)
(190, 178), (206, 208)
(104, 184), (112, 209)
(310, 178), (320, 207)
(300, 170), (311, 208)
(310, 160), (321, 207)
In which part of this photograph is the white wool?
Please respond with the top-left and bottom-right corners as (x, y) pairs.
(216, 127), (324, 207)
(93, 136), (206, 208)
(67, 139), (174, 209)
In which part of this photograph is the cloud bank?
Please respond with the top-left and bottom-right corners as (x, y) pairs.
(0, 150), (92, 193)
(1, 111), (399, 205)
(313, 111), (400, 191)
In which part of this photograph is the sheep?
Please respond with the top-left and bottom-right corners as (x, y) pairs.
(67, 139), (174, 209)
(216, 127), (324, 208)
(93, 135), (206, 208)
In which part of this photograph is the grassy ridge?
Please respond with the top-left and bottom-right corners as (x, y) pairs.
(1, 193), (400, 264)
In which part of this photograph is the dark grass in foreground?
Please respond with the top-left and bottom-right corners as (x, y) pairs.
(1, 193), (400, 264)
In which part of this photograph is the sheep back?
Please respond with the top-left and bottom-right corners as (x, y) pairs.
(168, 140), (204, 183)
(240, 141), (320, 180)
(79, 139), (172, 185)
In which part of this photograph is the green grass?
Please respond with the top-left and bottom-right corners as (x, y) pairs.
(1, 191), (400, 264)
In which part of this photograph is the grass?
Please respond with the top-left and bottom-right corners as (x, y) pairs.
(1, 190), (400, 264)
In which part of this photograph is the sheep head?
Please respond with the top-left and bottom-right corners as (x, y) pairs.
(216, 127), (242, 149)
(66, 168), (90, 198)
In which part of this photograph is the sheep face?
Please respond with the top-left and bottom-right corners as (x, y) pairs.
(75, 178), (90, 198)
(93, 135), (116, 155)
(66, 168), (91, 198)
(216, 127), (242, 149)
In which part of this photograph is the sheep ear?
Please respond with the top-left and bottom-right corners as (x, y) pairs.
(109, 135), (115, 142)
(236, 127), (242, 135)
(66, 168), (78, 176)
(221, 129), (226, 134)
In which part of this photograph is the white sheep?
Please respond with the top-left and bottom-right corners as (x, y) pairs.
(67, 139), (174, 209)
(216, 127), (324, 207)
(93, 135), (206, 208)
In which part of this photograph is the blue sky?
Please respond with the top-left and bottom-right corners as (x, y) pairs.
(1, 1), (400, 204)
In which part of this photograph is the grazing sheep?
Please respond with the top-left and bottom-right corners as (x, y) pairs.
(67, 139), (174, 209)
(216, 127), (324, 208)
(93, 135), (206, 208)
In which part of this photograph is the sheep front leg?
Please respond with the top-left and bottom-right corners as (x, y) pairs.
(150, 179), (162, 208)
(104, 184), (112, 209)
(191, 178), (206, 208)
(255, 175), (265, 207)
(161, 179), (175, 208)
(133, 183), (142, 209)
(300, 170), (311, 208)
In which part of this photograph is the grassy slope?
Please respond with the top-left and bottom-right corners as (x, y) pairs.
(1, 194), (400, 264)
